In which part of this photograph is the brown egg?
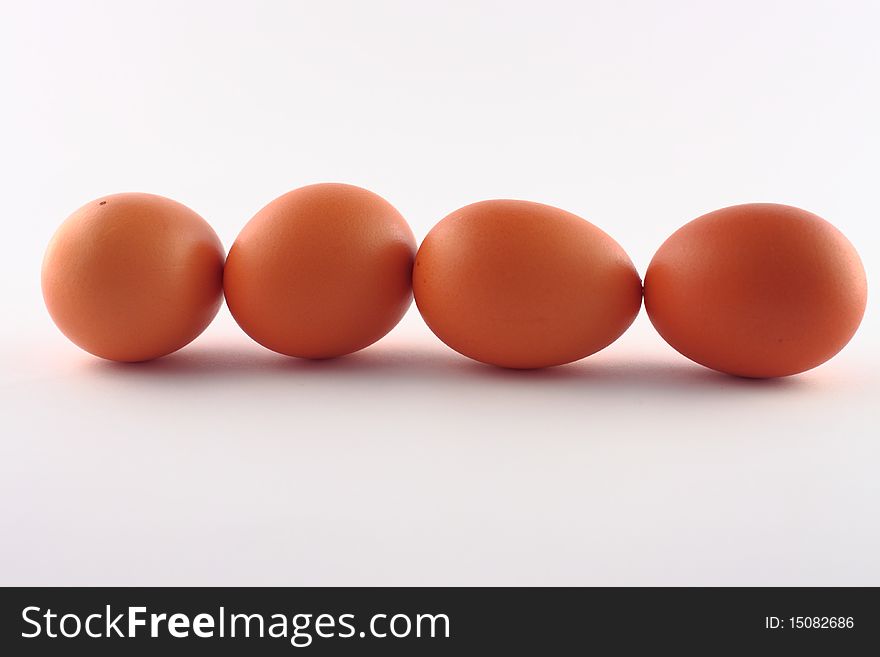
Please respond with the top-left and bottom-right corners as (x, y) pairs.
(413, 200), (642, 369)
(223, 183), (416, 358)
(42, 193), (225, 362)
(644, 203), (867, 378)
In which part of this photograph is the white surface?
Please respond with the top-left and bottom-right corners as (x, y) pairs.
(1, 0), (878, 585)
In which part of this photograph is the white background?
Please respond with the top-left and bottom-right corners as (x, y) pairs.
(1, 0), (877, 585)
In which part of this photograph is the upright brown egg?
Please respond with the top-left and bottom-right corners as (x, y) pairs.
(223, 183), (416, 359)
(42, 193), (225, 362)
(413, 200), (642, 369)
(644, 203), (867, 378)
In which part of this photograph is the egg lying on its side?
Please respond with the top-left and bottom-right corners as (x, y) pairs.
(223, 183), (416, 359)
(413, 200), (643, 369)
(42, 193), (225, 362)
(644, 203), (867, 378)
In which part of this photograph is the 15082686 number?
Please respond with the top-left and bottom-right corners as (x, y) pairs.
(790, 617), (854, 629)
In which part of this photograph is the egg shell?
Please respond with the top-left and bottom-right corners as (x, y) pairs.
(223, 183), (416, 359)
(413, 200), (643, 369)
(42, 193), (225, 362)
(644, 203), (867, 378)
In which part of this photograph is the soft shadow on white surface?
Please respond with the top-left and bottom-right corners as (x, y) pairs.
(2, 324), (876, 587)
(83, 340), (807, 393)
(1, 334), (877, 587)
